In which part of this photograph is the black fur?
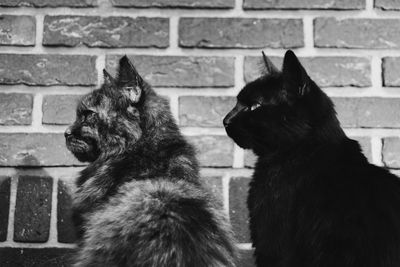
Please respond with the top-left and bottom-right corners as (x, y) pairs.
(65, 56), (236, 267)
(223, 50), (400, 267)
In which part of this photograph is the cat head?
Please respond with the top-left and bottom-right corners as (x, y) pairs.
(65, 56), (158, 162)
(223, 50), (339, 155)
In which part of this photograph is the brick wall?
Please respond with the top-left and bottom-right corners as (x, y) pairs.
(1, 0), (400, 266)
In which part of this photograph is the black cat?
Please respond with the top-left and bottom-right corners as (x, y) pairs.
(223, 50), (400, 267)
(65, 56), (236, 267)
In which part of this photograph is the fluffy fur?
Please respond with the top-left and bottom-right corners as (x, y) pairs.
(65, 56), (236, 267)
(223, 50), (400, 267)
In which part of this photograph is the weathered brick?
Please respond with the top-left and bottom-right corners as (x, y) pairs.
(0, 133), (80, 166)
(112, 0), (234, 8)
(201, 176), (223, 198)
(179, 18), (303, 49)
(383, 58), (400, 87)
(0, 15), (35, 46)
(0, 248), (73, 267)
(0, 93), (33, 125)
(14, 176), (52, 242)
(106, 55), (234, 87)
(229, 176), (251, 243)
(375, 0), (400, 10)
(0, 0), (96, 7)
(200, 176), (223, 206)
(43, 16), (169, 48)
(187, 135), (234, 167)
(58, 179), (76, 243)
(244, 56), (371, 87)
(0, 176), (10, 242)
(382, 137), (400, 169)
(0, 54), (97, 86)
(179, 96), (235, 127)
(244, 0), (365, 9)
(314, 18), (400, 49)
(333, 98), (358, 128)
(237, 249), (256, 267)
(42, 95), (81, 125)
(333, 98), (400, 128)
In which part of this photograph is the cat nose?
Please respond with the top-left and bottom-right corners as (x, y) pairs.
(64, 127), (73, 138)
(223, 115), (231, 128)
(223, 103), (247, 128)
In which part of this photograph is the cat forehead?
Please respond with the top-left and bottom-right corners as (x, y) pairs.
(78, 91), (112, 112)
(238, 76), (282, 102)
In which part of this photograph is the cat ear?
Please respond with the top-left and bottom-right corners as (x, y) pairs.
(117, 55), (143, 87)
(117, 55), (143, 103)
(262, 51), (279, 75)
(282, 50), (310, 97)
(103, 69), (116, 86)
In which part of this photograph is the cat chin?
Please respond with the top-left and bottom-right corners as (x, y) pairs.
(224, 128), (252, 149)
(73, 152), (96, 162)
(234, 140), (252, 150)
(66, 138), (97, 162)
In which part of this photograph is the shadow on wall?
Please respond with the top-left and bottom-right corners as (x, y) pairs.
(0, 156), (77, 267)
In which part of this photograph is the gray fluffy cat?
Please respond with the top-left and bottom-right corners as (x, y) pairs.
(65, 56), (237, 266)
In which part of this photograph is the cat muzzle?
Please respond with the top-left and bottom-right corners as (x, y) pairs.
(223, 102), (247, 128)
(64, 127), (73, 139)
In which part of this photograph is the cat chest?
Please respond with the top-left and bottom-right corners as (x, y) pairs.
(248, 170), (297, 247)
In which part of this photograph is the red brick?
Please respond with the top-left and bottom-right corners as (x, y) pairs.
(383, 58), (400, 87)
(0, 0), (96, 7)
(42, 95), (81, 125)
(0, 54), (97, 86)
(179, 18), (303, 49)
(229, 176), (251, 243)
(314, 18), (400, 49)
(112, 0), (234, 8)
(244, 56), (371, 87)
(0, 93), (33, 125)
(0, 248), (74, 266)
(43, 16), (169, 48)
(382, 137), (400, 169)
(333, 98), (400, 128)
(244, 0), (365, 9)
(0, 133), (81, 166)
(179, 96), (235, 127)
(106, 55), (234, 87)
(57, 179), (76, 243)
(14, 176), (52, 242)
(187, 135), (234, 167)
(0, 176), (10, 241)
(0, 15), (35, 46)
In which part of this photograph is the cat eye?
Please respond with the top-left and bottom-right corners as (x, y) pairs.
(250, 103), (262, 111)
(82, 109), (96, 116)
(81, 109), (97, 120)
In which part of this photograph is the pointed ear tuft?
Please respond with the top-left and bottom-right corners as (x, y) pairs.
(117, 55), (143, 87)
(282, 50), (310, 96)
(262, 51), (279, 75)
(103, 69), (116, 86)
